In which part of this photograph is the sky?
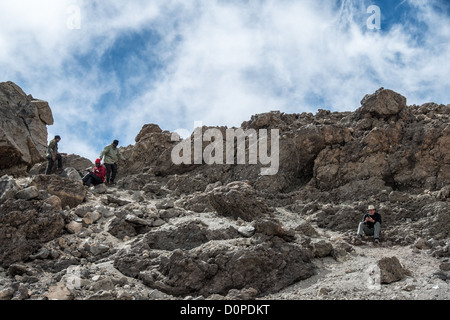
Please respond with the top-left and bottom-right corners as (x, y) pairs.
(1, 0), (449, 161)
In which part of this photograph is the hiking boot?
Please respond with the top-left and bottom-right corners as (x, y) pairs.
(374, 238), (380, 244)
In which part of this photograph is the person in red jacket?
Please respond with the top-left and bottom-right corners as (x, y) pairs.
(82, 159), (107, 187)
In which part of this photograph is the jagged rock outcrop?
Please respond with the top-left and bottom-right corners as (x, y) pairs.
(0, 198), (65, 267)
(119, 124), (193, 176)
(0, 85), (448, 301)
(29, 154), (93, 177)
(310, 89), (449, 199)
(0, 81), (53, 176)
(118, 88), (449, 202)
(114, 235), (315, 297)
(208, 181), (274, 222)
(30, 175), (88, 209)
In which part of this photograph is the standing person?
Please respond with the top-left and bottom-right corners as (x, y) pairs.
(99, 139), (125, 185)
(45, 135), (67, 175)
(356, 205), (382, 243)
(82, 159), (106, 187)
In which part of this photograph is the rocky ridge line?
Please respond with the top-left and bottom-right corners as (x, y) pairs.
(0, 83), (448, 300)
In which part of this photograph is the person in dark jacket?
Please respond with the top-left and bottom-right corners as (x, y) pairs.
(356, 205), (382, 243)
(82, 159), (107, 187)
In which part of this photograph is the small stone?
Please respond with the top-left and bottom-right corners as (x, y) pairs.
(82, 211), (101, 225)
(29, 248), (50, 260)
(156, 198), (174, 209)
(93, 183), (107, 194)
(402, 284), (416, 292)
(0, 287), (15, 300)
(66, 221), (83, 234)
(15, 186), (39, 200)
(45, 282), (73, 300)
(90, 244), (110, 256)
(238, 226), (255, 238)
(414, 238), (430, 250)
(152, 218), (166, 227)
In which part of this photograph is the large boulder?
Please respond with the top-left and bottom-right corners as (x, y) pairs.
(29, 154), (93, 177)
(118, 124), (192, 178)
(208, 181), (273, 222)
(358, 88), (406, 119)
(114, 239), (315, 297)
(377, 256), (411, 284)
(0, 198), (65, 267)
(30, 175), (87, 208)
(0, 82), (53, 176)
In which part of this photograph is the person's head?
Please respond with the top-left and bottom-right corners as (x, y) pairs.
(55, 135), (61, 142)
(112, 140), (119, 147)
(368, 205), (376, 215)
(95, 158), (101, 167)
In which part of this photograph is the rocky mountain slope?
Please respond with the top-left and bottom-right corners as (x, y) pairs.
(0, 82), (448, 300)
(0, 82), (54, 176)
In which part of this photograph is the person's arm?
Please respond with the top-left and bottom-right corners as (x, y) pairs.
(48, 141), (56, 161)
(375, 213), (382, 224)
(364, 214), (375, 224)
(99, 146), (108, 161)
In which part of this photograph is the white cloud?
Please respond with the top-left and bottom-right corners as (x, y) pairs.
(1, 0), (449, 160)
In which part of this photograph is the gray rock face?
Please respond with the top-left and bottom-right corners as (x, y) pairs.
(29, 154), (93, 177)
(0, 198), (65, 267)
(359, 88), (406, 118)
(31, 175), (87, 209)
(114, 238), (315, 297)
(15, 186), (39, 200)
(0, 82), (53, 175)
(207, 181), (274, 222)
(0, 86), (449, 301)
(117, 88), (449, 202)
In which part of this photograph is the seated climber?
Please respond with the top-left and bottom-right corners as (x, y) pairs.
(356, 205), (382, 243)
(82, 159), (106, 187)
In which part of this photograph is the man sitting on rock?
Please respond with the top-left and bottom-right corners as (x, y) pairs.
(356, 205), (382, 243)
(82, 159), (106, 187)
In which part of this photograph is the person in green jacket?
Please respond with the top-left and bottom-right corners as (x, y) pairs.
(45, 135), (67, 175)
(99, 139), (125, 185)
